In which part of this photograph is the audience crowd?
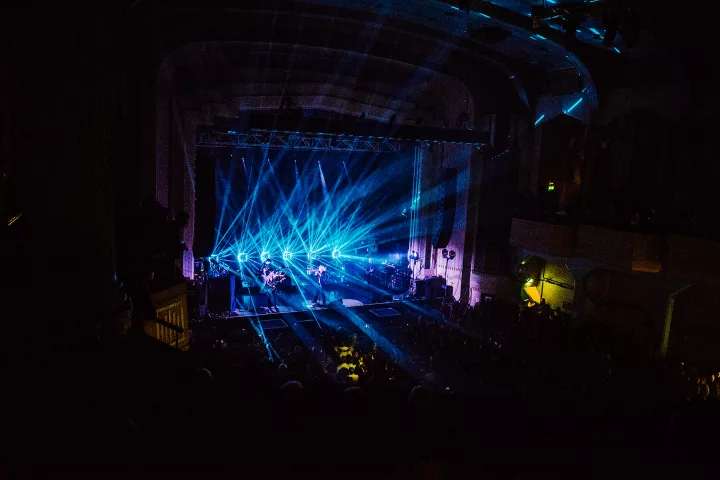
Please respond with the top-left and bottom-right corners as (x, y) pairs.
(34, 261), (720, 478)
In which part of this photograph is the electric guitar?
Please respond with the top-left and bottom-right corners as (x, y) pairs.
(264, 271), (287, 290)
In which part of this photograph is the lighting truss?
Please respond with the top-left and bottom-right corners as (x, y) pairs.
(197, 130), (403, 153)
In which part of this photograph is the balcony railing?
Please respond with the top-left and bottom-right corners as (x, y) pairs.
(665, 235), (720, 285)
(145, 283), (190, 351)
(510, 218), (577, 257)
(511, 218), (662, 272)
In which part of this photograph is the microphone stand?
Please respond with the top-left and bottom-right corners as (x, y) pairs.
(444, 258), (450, 298)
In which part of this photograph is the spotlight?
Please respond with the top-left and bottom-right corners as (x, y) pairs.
(442, 249), (448, 259)
(237, 252), (249, 263)
(332, 249), (342, 259)
(518, 256), (544, 287)
(448, 250), (456, 260)
(283, 251), (294, 261)
(409, 251), (420, 261)
(261, 251), (270, 261)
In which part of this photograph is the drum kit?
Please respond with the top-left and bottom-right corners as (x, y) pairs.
(372, 262), (412, 293)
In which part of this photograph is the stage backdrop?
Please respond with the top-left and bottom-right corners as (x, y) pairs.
(209, 147), (414, 271)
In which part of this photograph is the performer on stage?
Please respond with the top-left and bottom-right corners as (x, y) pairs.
(264, 267), (284, 312)
(312, 264), (327, 306)
(261, 258), (273, 277)
(366, 258), (375, 289)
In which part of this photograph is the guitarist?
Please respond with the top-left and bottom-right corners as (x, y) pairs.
(260, 258), (273, 278)
(263, 266), (285, 312)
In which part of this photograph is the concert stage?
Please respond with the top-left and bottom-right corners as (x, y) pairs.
(192, 110), (465, 370)
(205, 271), (407, 318)
(193, 109), (437, 313)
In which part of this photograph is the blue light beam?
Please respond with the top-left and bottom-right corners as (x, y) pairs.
(565, 98), (583, 114)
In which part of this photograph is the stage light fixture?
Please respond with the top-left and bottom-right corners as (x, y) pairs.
(408, 251), (420, 261)
(442, 249), (449, 259)
(518, 256), (544, 287)
(332, 249), (341, 259)
(448, 250), (456, 260)
(261, 251), (270, 261)
(237, 252), (249, 263)
(283, 251), (294, 261)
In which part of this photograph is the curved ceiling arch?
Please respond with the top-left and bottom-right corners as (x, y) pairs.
(146, 6), (537, 114)
(162, 42), (477, 127)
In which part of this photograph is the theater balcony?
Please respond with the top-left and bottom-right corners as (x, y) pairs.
(510, 218), (662, 273)
(509, 218), (576, 258)
(665, 235), (720, 286)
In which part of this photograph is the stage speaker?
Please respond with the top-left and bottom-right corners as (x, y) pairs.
(207, 275), (236, 314)
(432, 168), (457, 249)
(415, 279), (428, 298)
(420, 276), (446, 298)
(194, 151), (216, 258)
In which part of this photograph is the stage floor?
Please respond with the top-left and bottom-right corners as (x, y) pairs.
(232, 282), (403, 317)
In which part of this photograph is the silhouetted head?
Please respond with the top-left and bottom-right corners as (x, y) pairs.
(408, 385), (434, 414)
(191, 368), (215, 391)
(279, 380), (304, 404)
